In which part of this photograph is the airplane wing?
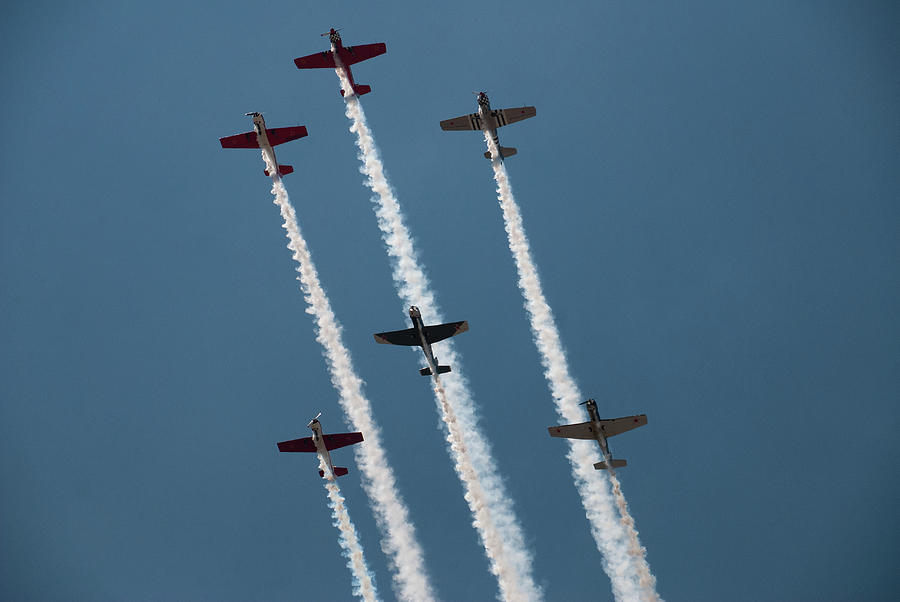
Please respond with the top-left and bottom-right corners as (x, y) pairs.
(599, 415), (648, 438)
(422, 321), (469, 344)
(277, 436), (317, 452)
(340, 43), (387, 65)
(294, 51), (337, 69)
(548, 421), (596, 440)
(322, 432), (364, 451)
(548, 415), (648, 439)
(440, 113), (483, 131)
(493, 106), (537, 127)
(219, 131), (259, 149)
(266, 126), (309, 146)
(373, 327), (419, 346)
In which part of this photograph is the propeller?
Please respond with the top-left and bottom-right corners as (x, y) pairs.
(579, 399), (595, 406)
(307, 412), (322, 427)
(244, 111), (261, 117)
(321, 27), (342, 37)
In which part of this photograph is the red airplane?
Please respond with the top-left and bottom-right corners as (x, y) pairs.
(294, 28), (386, 97)
(278, 413), (363, 478)
(219, 112), (307, 177)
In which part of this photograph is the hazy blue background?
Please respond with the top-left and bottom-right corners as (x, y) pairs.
(2, 1), (897, 600)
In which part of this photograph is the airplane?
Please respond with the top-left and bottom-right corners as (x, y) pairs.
(548, 399), (647, 469)
(439, 92), (536, 160)
(373, 306), (468, 376)
(219, 112), (308, 177)
(294, 28), (386, 97)
(277, 413), (363, 478)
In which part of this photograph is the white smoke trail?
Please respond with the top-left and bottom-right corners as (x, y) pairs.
(430, 374), (535, 602)
(263, 150), (436, 602)
(336, 69), (542, 602)
(608, 470), (656, 594)
(484, 134), (660, 601)
(318, 455), (380, 602)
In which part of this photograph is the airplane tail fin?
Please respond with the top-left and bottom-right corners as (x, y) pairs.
(264, 164), (294, 177)
(341, 84), (372, 97)
(593, 459), (627, 470)
(419, 365), (451, 376)
(318, 466), (350, 478)
(484, 146), (517, 160)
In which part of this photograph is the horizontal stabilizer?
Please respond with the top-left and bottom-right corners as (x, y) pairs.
(419, 365), (451, 376)
(484, 147), (517, 160)
(264, 164), (294, 177)
(594, 459), (627, 470)
(318, 466), (350, 478)
(342, 84), (371, 96)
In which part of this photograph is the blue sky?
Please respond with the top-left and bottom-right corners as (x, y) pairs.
(1, 1), (897, 600)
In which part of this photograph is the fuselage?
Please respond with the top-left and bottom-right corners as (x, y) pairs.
(328, 30), (360, 91)
(409, 306), (438, 371)
(476, 93), (502, 151)
(582, 399), (612, 458)
(248, 112), (278, 166)
(308, 419), (336, 477)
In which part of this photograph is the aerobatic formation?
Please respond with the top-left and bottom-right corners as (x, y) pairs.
(218, 27), (660, 602)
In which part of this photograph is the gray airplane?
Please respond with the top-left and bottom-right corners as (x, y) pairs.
(374, 306), (468, 376)
(439, 92), (536, 160)
(548, 399), (647, 469)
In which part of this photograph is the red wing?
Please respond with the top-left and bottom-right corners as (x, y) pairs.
(219, 131), (259, 149)
(339, 43), (386, 66)
(277, 436), (316, 452)
(322, 432), (364, 451)
(266, 126), (308, 147)
(294, 51), (337, 69)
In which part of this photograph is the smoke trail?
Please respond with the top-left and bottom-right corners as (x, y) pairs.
(430, 372), (536, 602)
(318, 455), (380, 602)
(335, 69), (542, 602)
(608, 470), (656, 594)
(262, 150), (436, 602)
(484, 135), (660, 601)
